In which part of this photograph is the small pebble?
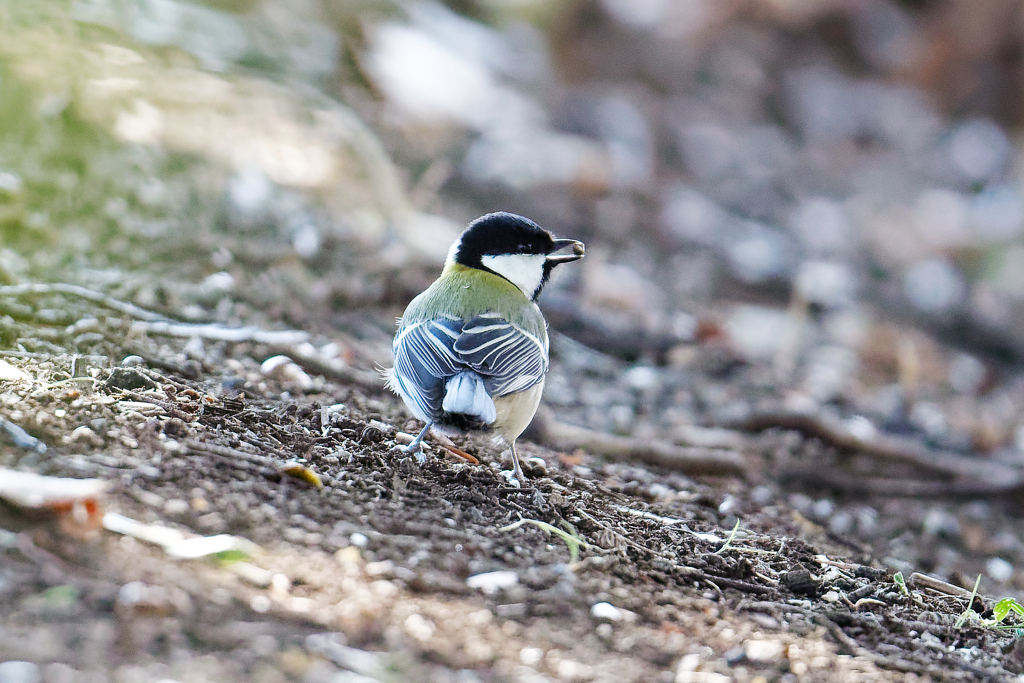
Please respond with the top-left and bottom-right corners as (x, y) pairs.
(67, 425), (100, 445)
(116, 581), (173, 617)
(163, 498), (189, 515)
(987, 557), (1013, 583)
(121, 355), (145, 367)
(365, 560), (394, 577)
(250, 595), (272, 613)
(848, 584), (875, 601)
(748, 613), (780, 630)
(591, 601), (625, 622)
(676, 654), (700, 673)
(744, 639), (784, 662)
(260, 355), (313, 390)
(466, 570), (518, 594)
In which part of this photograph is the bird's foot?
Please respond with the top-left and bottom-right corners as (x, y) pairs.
(503, 443), (527, 488)
(391, 442), (426, 465)
(392, 423), (432, 465)
(500, 469), (522, 488)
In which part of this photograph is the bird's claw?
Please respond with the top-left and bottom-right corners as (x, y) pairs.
(392, 442), (426, 465)
(500, 469), (522, 488)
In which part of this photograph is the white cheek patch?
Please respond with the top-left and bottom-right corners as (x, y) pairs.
(481, 253), (546, 298)
(444, 235), (463, 268)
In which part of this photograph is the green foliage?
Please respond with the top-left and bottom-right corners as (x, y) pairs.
(211, 549), (251, 565)
(893, 571), (908, 596)
(990, 597), (1024, 625)
(950, 576), (1024, 632)
(500, 518), (591, 564)
(955, 575), (983, 629)
(714, 518), (741, 555)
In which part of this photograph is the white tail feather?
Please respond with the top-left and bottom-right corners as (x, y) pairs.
(442, 372), (496, 423)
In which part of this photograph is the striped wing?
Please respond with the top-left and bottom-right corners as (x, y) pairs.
(390, 317), (463, 422)
(453, 313), (548, 397)
(391, 312), (548, 422)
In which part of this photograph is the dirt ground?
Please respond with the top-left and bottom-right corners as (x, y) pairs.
(2, 293), (1024, 683)
(8, 2), (1024, 682)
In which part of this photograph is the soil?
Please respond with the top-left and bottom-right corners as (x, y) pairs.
(2, 300), (1024, 683)
(5, 4), (1024, 682)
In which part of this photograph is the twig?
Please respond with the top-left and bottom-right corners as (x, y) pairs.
(112, 389), (195, 422)
(500, 518), (592, 564)
(437, 443), (479, 464)
(266, 344), (383, 390)
(43, 377), (99, 389)
(576, 508), (672, 560)
(702, 575), (772, 595)
(733, 410), (1021, 488)
(779, 464), (1024, 498)
(0, 283), (167, 321)
(909, 572), (975, 599)
(132, 320), (308, 345)
(702, 578), (724, 599)
(0, 282), (313, 348)
(0, 418), (47, 453)
(183, 440), (281, 470)
(714, 518), (741, 555)
(532, 407), (746, 476)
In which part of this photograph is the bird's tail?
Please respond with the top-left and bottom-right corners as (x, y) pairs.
(442, 372), (497, 424)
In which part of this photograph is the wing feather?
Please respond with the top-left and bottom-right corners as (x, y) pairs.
(454, 314), (547, 397)
(392, 312), (547, 423)
(391, 318), (463, 421)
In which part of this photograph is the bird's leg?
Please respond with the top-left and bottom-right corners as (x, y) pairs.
(397, 422), (432, 464)
(502, 441), (526, 488)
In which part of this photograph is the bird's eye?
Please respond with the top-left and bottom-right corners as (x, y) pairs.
(517, 243), (529, 253)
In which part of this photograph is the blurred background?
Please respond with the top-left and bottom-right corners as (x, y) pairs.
(5, 0), (1024, 496)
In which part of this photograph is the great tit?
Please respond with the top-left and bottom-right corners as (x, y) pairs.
(385, 212), (585, 486)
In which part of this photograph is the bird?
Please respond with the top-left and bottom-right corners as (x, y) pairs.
(384, 212), (585, 486)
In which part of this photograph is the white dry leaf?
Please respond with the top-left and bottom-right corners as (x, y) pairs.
(0, 360), (30, 382)
(0, 468), (106, 509)
(102, 512), (260, 560)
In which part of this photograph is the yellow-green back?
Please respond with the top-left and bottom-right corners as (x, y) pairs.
(400, 264), (547, 339)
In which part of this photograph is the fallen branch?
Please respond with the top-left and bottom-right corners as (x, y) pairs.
(732, 410), (1021, 487)
(0, 417), (47, 453)
(183, 440), (282, 470)
(531, 406), (746, 477)
(266, 344), (382, 390)
(908, 572), (975, 599)
(0, 282), (313, 346)
(779, 464), (1024, 498)
(132, 320), (308, 345)
(113, 389), (196, 422)
(0, 282), (167, 321)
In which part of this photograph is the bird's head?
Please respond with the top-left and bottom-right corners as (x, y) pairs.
(446, 212), (585, 301)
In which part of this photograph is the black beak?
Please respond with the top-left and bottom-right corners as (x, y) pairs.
(546, 238), (585, 265)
